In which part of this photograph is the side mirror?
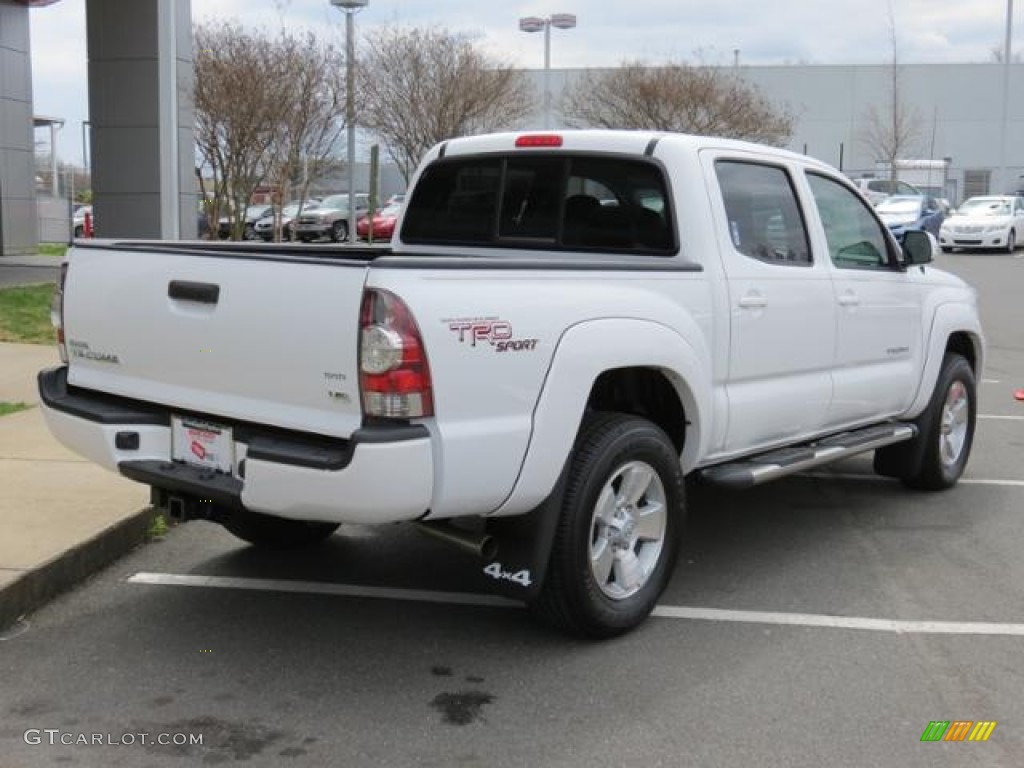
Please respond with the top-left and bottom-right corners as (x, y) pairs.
(901, 229), (935, 266)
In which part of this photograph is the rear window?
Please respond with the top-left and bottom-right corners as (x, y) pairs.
(401, 154), (676, 255)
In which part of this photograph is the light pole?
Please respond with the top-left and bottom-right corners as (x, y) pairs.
(331, 0), (368, 244)
(518, 13), (576, 130)
(998, 0), (1014, 193)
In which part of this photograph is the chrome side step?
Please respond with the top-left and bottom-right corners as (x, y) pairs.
(699, 423), (917, 489)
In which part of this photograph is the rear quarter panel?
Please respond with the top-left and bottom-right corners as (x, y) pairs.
(368, 264), (712, 518)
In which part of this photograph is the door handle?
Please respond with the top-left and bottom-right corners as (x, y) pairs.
(837, 291), (860, 307)
(738, 293), (768, 309)
(168, 280), (220, 305)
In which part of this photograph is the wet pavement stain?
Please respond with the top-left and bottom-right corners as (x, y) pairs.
(430, 691), (495, 726)
(430, 665), (453, 677)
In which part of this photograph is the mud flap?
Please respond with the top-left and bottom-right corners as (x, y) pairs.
(479, 473), (568, 603)
(874, 405), (935, 480)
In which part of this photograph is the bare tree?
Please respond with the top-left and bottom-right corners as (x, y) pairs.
(194, 23), (347, 240)
(358, 27), (535, 182)
(859, 4), (922, 178)
(261, 31), (347, 241)
(194, 23), (282, 239)
(561, 60), (794, 146)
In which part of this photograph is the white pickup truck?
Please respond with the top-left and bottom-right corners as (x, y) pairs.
(40, 130), (984, 638)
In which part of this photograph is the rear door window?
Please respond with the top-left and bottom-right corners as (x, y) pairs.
(715, 160), (812, 265)
(401, 154), (676, 255)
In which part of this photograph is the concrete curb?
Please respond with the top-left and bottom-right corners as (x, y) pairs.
(0, 505), (157, 631)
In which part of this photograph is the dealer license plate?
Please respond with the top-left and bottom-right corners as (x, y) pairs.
(171, 416), (234, 474)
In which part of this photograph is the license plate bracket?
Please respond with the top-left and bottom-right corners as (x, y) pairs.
(171, 416), (234, 475)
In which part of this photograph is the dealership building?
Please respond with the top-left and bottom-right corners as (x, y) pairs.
(1, 0), (1022, 256)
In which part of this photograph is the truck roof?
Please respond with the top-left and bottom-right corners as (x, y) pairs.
(435, 129), (826, 170)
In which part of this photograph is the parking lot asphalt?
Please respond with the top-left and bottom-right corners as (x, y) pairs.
(1, 251), (1022, 767)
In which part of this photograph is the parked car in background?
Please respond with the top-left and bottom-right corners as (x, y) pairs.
(253, 200), (320, 242)
(875, 195), (945, 238)
(850, 177), (922, 205)
(939, 195), (1024, 252)
(292, 193), (370, 242)
(356, 202), (403, 241)
(217, 204), (274, 240)
(72, 205), (93, 238)
(385, 193), (406, 207)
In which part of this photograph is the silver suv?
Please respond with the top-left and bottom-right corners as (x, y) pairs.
(850, 177), (922, 206)
(292, 193), (370, 242)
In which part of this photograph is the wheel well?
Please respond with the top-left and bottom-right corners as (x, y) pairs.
(946, 332), (977, 372)
(587, 368), (686, 452)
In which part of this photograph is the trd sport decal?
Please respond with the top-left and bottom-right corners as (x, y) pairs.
(444, 317), (539, 353)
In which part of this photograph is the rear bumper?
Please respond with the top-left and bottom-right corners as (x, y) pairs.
(38, 366), (433, 525)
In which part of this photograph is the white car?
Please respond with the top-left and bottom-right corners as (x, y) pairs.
(939, 195), (1024, 252)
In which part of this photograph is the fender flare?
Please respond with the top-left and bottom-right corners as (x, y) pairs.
(491, 317), (712, 518)
(906, 303), (985, 419)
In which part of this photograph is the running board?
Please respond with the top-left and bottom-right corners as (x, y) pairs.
(699, 423), (917, 489)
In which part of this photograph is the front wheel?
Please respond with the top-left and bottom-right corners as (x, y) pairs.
(876, 353), (976, 490)
(331, 220), (348, 242)
(223, 510), (339, 549)
(529, 412), (684, 638)
(1005, 229), (1017, 253)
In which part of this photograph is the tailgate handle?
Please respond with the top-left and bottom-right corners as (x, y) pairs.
(168, 280), (220, 305)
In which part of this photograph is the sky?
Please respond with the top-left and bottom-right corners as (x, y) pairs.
(26, 0), (1019, 165)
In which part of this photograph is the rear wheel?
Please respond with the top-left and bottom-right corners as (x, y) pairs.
(331, 220), (348, 242)
(223, 510), (339, 549)
(529, 412), (684, 638)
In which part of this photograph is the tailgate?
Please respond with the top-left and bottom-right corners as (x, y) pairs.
(62, 244), (369, 439)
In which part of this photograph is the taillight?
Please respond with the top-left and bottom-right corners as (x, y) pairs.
(50, 261), (68, 363)
(359, 288), (433, 419)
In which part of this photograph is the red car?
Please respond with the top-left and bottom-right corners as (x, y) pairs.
(356, 203), (402, 241)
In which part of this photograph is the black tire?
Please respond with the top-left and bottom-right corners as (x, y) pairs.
(74, 225), (84, 238)
(222, 510), (339, 550)
(331, 220), (348, 242)
(529, 412), (684, 639)
(1005, 229), (1017, 254)
(875, 353), (976, 490)
(940, 246), (952, 253)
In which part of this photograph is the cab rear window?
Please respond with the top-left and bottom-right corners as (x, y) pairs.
(401, 154), (676, 255)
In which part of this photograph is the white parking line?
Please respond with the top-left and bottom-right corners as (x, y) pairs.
(127, 572), (519, 608)
(128, 572), (1024, 637)
(981, 378), (1001, 384)
(650, 606), (1024, 636)
(800, 472), (1024, 487)
(979, 414), (1024, 422)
